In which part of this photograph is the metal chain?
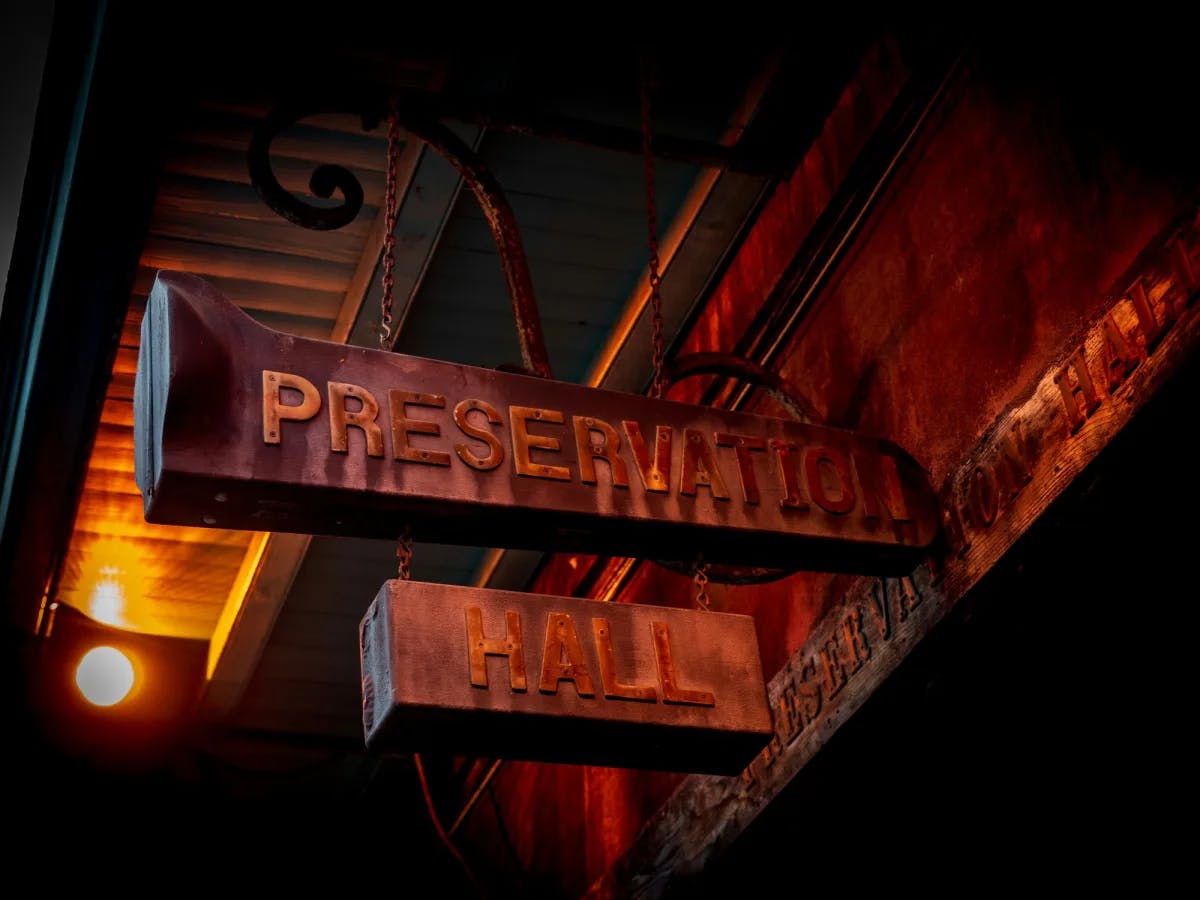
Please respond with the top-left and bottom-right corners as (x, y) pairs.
(693, 557), (710, 612)
(640, 59), (666, 399)
(397, 524), (413, 581)
(376, 104), (415, 579)
(379, 99), (402, 350)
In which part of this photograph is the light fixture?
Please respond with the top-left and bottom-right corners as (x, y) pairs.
(75, 645), (135, 707)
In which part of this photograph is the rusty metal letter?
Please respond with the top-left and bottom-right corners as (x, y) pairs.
(389, 390), (451, 467)
(622, 421), (672, 494)
(805, 447), (855, 515)
(539, 611), (595, 697)
(652, 621), (715, 707)
(511, 406), (571, 482)
(680, 429), (730, 499)
(769, 439), (809, 510)
(453, 398), (505, 471)
(716, 432), (767, 504)
(573, 416), (630, 488)
(328, 381), (384, 457)
(466, 605), (527, 692)
(262, 370), (321, 444)
(592, 618), (656, 702)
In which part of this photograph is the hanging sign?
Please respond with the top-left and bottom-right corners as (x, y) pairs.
(360, 579), (772, 773)
(134, 272), (939, 572)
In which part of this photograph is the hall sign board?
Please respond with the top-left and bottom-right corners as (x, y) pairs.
(360, 579), (772, 774)
(133, 273), (939, 572)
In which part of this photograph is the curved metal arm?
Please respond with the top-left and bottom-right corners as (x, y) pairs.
(660, 352), (818, 423)
(398, 114), (551, 379)
(249, 94), (552, 379)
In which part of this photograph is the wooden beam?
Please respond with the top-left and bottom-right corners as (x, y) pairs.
(204, 531), (311, 715)
(588, 207), (1200, 898)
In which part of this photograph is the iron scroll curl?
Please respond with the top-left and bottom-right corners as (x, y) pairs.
(248, 92), (387, 232)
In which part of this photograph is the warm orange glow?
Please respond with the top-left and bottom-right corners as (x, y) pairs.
(70, 537), (147, 630)
(206, 530), (270, 680)
(75, 646), (135, 707)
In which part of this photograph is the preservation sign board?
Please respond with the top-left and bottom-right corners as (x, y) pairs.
(359, 579), (772, 774)
(133, 273), (939, 572)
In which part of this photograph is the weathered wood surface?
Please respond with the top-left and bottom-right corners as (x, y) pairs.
(360, 579), (772, 774)
(588, 206), (1199, 897)
(133, 272), (939, 572)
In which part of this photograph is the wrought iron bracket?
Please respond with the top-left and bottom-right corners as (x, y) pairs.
(249, 91), (553, 379)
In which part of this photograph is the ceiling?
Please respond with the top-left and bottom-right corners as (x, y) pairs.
(0, 0), (876, 861)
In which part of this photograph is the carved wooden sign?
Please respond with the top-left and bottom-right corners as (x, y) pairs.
(133, 273), (938, 572)
(590, 209), (1200, 896)
(360, 579), (772, 773)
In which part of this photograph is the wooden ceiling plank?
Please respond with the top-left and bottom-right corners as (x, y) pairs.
(254, 645), (361, 686)
(162, 144), (387, 203)
(155, 190), (376, 245)
(107, 372), (135, 402)
(79, 469), (141, 496)
(204, 532), (312, 716)
(69, 508), (255, 546)
(150, 206), (365, 266)
(176, 110), (391, 173)
(130, 272), (345, 319)
(92, 424), (135, 449)
(59, 562), (249, 594)
(330, 138), (423, 343)
(99, 398), (133, 428)
(140, 236), (354, 294)
(83, 442), (136, 473)
(111, 346), (138, 376)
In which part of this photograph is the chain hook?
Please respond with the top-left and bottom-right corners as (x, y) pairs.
(640, 56), (667, 400)
(397, 524), (413, 581)
(693, 555), (711, 612)
(379, 98), (402, 350)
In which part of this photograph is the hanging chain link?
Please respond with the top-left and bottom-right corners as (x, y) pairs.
(379, 105), (414, 579)
(693, 557), (711, 612)
(640, 59), (666, 400)
(379, 99), (403, 350)
(397, 524), (413, 581)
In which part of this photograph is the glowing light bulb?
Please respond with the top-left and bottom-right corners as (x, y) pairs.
(75, 646), (135, 707)
(88, 564), (127, 627)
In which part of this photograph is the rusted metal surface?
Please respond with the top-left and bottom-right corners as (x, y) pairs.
(359, 579), (772, 773)
(133, 273), (940, 573)
(395, 113), (552, 378)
